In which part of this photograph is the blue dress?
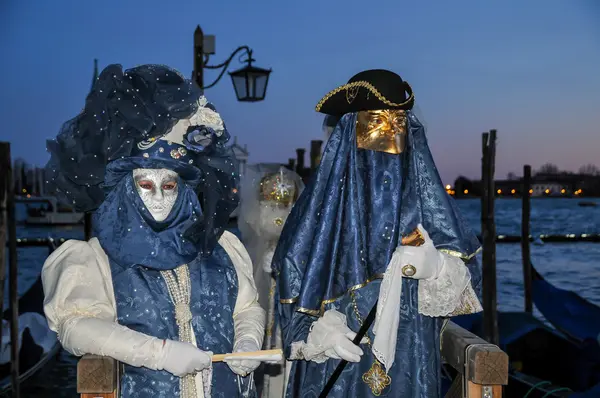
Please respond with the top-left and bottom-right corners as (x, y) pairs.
(111, 244), (256, 398)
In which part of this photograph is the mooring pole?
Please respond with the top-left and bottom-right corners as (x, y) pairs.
(481, 130), (499, 346)
(522, 165), (533, 313)
(0, 143), (10, 352)
(0, 142), (20, 396)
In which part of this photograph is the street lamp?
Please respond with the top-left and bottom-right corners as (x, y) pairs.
(193, 25), (271, 102)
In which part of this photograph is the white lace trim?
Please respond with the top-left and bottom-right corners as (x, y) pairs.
(418, 253), (475, 317)
(372, 247), (481, 374)
(289, 341), (307, 360)
(449, 284), (483, 316)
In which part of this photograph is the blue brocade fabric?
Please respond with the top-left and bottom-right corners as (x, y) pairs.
(273, 111), (482, 397)
(93, 172), (204, 270)
(280, 281), (445, 397)
(111, 244), (256, 397)
(94, 166), (255, 396)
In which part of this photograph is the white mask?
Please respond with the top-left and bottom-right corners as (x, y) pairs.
(133, 168), (179, 222)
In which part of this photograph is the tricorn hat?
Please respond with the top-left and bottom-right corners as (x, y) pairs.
(315, 69), (414, 116)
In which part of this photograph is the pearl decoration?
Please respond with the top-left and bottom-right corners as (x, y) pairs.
(160, 265), (197, 397)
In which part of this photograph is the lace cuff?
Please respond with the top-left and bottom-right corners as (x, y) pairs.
(289, 341), (329, 363)
(449, 284), (483, 316)
(418, 252), (480, 317)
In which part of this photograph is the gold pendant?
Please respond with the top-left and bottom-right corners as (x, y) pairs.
(362, 360), (391, 396)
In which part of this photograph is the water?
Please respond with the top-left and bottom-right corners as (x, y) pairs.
(4, 198), (600, 397)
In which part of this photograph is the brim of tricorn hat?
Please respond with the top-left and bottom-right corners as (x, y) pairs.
(314, 80), (415, 116)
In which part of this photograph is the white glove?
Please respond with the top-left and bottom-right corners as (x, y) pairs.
(157, 339), (213, 377)
(225, 339), (261, 376)
(57, 316), (213, 377)
(302, 309), (364, 363)
(393, 224), (442, 280)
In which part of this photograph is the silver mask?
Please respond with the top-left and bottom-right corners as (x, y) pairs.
(132, 168), (179, 222)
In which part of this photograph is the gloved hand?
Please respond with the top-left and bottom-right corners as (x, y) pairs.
(157, 339), (213, 377)
(225, 339), (261, 376)
(304, 309), (364, 363)
(393, 224), (442, 280)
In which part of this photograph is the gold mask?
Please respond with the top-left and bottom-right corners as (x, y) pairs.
(356, 110), (407, 154)
(259, 172), (297, 207)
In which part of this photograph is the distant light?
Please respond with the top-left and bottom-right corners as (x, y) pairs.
(529, 189), (533, 194)
(445, 184), (451, 190)
(561, 189), (566, 194)
(26, 194), (31, 198)
(22, 188), (26, 193)
(497, 189), (502, 194)
(545, 189), (550, 194)
(464, 189), (469, 194)
(511, 189), (516, 194)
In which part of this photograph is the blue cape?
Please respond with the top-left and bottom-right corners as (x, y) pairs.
(273, 111), (481, 314)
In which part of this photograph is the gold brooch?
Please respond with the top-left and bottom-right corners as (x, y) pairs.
(362, 361), (391, 396)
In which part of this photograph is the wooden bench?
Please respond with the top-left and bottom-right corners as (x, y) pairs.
(77, 321), (509, 397)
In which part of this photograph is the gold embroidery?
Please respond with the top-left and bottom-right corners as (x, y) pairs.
(362, 361), (392, 396)
(350, 291), (391, 395)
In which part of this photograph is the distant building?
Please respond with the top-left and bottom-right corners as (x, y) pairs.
(531, 182), (567, 196)
(452, 172), (598, 198)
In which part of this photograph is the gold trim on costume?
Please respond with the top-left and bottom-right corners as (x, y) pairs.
(279, 273), (385, 316)
(279, 297), (298, 304)
(295, 307), (321, 316)
(315, 81), (414, 112)
(439, 246), (481, 261)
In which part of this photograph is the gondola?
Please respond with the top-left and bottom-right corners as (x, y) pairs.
(0, 275), (60, 392)
(531, 263), (600, 344)
(451, 311), (600, 397)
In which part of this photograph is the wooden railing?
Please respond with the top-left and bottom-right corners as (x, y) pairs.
(441, 321), (508, 398)
(77, 355), (120, 398)
(76, 321), (508, 398)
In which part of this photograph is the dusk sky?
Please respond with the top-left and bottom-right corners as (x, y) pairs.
(1, 0), (599, 184)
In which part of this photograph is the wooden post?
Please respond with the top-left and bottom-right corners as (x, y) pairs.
(481, 130), (499, 346)
(441, 321), (508, 398)
(77, 355), (119, 398)
(0, 142), (19, 396)
(84, 212), (93, 241)
(0, 143), (9, 352)
(296, 148), (305, 175)
(522, 165), (533, 313)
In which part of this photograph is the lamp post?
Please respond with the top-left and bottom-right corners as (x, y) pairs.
(193, 25), (271, 102)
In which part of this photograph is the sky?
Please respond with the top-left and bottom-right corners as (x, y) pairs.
(1, 0), (599, 184)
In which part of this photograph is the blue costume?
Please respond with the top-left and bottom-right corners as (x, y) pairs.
(273, 70), (483, 397)
(42, 64), (265, 398)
